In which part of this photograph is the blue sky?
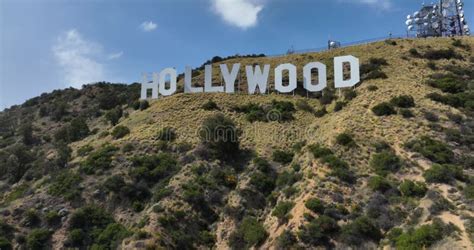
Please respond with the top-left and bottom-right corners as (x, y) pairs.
(1, 0), (472, 110)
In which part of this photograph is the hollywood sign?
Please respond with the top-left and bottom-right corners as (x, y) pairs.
(140, 55), (360, 100)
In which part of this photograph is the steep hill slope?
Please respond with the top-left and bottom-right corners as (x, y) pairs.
(0, 37), (473, 249)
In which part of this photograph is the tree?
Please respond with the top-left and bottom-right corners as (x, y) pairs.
(19, 122), (34, 145)
(105, 107), (123, 126)
(199, 114), (240, 160)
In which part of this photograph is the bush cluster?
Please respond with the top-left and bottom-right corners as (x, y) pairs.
(272, 201), (295, 223)
(48, 170), (82, 201)
(156, 127), (176, 141)
(305, 198), (325, 214)
(234, 100), (295, 123)
(309, 144), (355, 183)
(272, 150), (294, 164)
(80, 145), (118, 174)
(390, 95), (415, 108)
(405, 136), (454, 164)
(229, 217), (267, 249)
(370, 150), (401, 176)
(360, 58), (389, 81)
(372, 102), (396, 116)
(111, 125), (130, 139)
(250, 158), (277, 196)
(423, 164), (464, 184)
(54, 117), (90, 143)
(202, 100), (219, 111)
(298, 215), (339, 246)
(340, 216), (382, 246)
(399, 180), (427, 197)
(130, 153), (178, 184)
(335, 133), (355, 147)
(394, 219), (455, 249)
(368, 176), (393, 192)
(67, 205), (129, 249)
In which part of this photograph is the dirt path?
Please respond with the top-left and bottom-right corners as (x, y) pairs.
(439, 212), (472, 249)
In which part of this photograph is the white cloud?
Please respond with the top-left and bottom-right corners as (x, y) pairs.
(107, 51), (123, 60)
(52, 29), (105, 88)
(140, 21), (157, 32)
(344, 0), (393, 10)
(211, 0), (264, 29)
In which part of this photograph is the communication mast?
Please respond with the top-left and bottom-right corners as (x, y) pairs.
(406, 0), (469, 37)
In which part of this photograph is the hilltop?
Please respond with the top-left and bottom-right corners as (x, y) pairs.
(0, 37), (473, 249)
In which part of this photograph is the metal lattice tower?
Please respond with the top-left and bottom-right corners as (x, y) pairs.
(406, 0), (470, 37)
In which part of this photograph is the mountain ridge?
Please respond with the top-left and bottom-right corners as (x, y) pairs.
(0, 37), (473, 249)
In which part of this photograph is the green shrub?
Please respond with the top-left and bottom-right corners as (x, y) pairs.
(370, 151), (401, 176)
(364, 70), (388, 80)
(424, 111), (439, 122)
(372, 102), (396, 116)
(298, 215), (339, 246)
(405, 136), (454, 164)
(202, 100), (219, 111)
(80, 145), (117, 174)
(45, 211), (61, 226)
(335, 133), (355, 147)
(272, 150), (294, 164)
(308, 144), (333, 158)
(367, 85), (378, 91)
(390, 95), (415, 108)
(464, 184), (474, 200)
(399, 180), (427, 197)
(305, 198), (325, 214)
(77, 145), (94, 157)
(272, 202), (294, 222)
(344, 89), (357, 100)
(296, 99), (314, 113)
(103, 175), (126, 193)
(111, 125), (130, 139)
(400, 109), (414, 118)
(253, 157), (271, 172)
(368, 176), (392, 192)
(130, 153), (178, 184)
(54, 117), (90, 143)
(48, 171), (82, 201)
(250, 172), (276, 195)
(409, 48), (420, 57)
(340, 216), (382, 246)
(27, 229), (51, 250)
(423, 48), (462, 60)
(105, 107), (123, 126)
(0, 236), (12, 250)
(276, 170), (302, 188)
(235, 100), (295, 122)
(68, 205), (128, 249)
(67, 229), (85, 246)
(229, 217), (267, 249)
(427, 75), (466, 93)
(361, 58), (388, 81)
(0, 220), (14, 239)
(139, 100), (149, 110)
(24, 209), (41, 227)
(423, 164), (464, 183)
(334, 101), (347, 112)
(395, 219), (454, 249)
(314, 107), (327, 117)
(276, 230), (297, 249)
(156, 127), (176, 141)
(199, 113), (240, 160)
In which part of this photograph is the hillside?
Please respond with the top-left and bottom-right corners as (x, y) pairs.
(0, 37), (474, 249)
